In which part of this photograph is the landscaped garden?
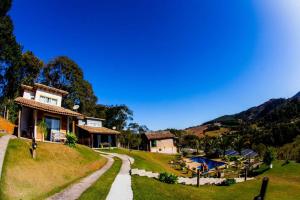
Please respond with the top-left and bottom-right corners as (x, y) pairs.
(101, 148), (187, 176)
(132, 160), (300, 200)
(0, 138), (107, 200)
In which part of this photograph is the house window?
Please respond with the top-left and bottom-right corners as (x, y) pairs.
(151, 140), (157, 147)
(39, 96), (58, 105)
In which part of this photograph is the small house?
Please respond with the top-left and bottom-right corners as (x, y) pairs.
(14, 83), (82, 142)
(77, 117), (120, 148)
(141, 131), (177, 154)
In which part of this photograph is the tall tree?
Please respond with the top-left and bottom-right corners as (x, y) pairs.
(0, 0), (23, 122)
(42, 56), (97, 116)
(0, 0), (22, 96)
(104, 105), (133, 130)
(128, 122), (148, 134)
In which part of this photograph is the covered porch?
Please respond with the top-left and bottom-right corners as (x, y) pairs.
(77, 125), (120, 148)
(15, 97), (82, 142)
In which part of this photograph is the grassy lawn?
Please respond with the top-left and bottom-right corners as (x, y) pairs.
(132, 160), (300, 200)
(0, 138), (107, 200)
(0, 133), (6, 137)
(102, 148), (185, 176)
(79, 157), (122, 200)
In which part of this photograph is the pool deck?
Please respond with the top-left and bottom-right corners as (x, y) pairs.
(183, 157), (226, 173)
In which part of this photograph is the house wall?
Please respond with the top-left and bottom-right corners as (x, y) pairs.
(150, 138), (177, 154)
(86, 119), (102, 127)
(35, 89), (62, 106)
(23, 89), (35, 99)
(78, 119), (103, 127)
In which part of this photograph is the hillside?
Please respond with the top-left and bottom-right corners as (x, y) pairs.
(0, 117), (16, 134)
(186, 91), (300, 147)
(204, 92), (300, 126)
(0, 139), (107, 200)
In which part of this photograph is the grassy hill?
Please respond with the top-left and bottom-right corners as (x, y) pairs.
(132, 160), (300, 200)
(0, 138), (107, 200)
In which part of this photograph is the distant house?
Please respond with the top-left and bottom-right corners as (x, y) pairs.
(14, 83), (82, 142)
(77, 117), (120, 148)
(141, 131), (177, 154)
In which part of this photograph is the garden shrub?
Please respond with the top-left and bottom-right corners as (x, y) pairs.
(158, 172), (178, 184)
(218, 178), (236, 186)
(263, 148), (276, 166)
(65, 132), (78, 147)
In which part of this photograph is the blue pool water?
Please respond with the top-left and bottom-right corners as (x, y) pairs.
(191, 157), (225, 171)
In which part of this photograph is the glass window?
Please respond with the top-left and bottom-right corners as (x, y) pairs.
(40, 96), (58, 105)
(151, 140), (157, 147)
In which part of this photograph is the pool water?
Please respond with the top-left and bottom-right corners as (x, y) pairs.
(191, 157), (225, 171)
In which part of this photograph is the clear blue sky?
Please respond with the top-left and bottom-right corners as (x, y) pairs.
(9, 0), (300, 130)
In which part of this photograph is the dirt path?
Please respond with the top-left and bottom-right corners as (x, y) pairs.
(0, 135), (15, 179)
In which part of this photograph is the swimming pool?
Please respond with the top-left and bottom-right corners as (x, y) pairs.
(191, 157), (225, 171)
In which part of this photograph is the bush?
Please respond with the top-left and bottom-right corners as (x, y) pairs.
(296, 148), (300, 163)
(158, 172), (178, 184)
(263, 148), (275, 166)
(65, 132), (78, 147)
(218, 178), (236, 186)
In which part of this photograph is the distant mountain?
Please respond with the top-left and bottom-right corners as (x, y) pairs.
(203, 91), (300, 126)
(292, 91), (300, 101)
(186, 90), (300, 147)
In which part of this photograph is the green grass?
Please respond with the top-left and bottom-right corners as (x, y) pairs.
(0, 138), (107, 200)
(0, 133), (6, 137)
(79, 157), (122, 200)
(101, 148), (185, 176)
(132, 160), (300, 200)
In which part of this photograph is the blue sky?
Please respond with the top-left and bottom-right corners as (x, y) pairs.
(9, 0), (300, 130)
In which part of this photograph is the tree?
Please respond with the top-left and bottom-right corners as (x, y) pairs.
(0, 0), (22, 121)
(0, 0), (12, 16)
(183, 134), (201, 153)
(104, 105), (133, 130)
(128, 122), (148, 134)
(263, 148), (275, 168)
(42, 56), (97, 116)
(217, 135), (232, 157)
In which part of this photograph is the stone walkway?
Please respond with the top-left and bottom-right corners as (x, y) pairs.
(0, 134), (15, 179)
(131, 168), (254, 185)
(47, 154), (114, 200)
(101, 152), (134, 200)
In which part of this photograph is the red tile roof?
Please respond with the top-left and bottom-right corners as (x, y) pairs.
(15, 97), (82, 117)
(77, 125), (120, 134)
(145, 131), (175, 140)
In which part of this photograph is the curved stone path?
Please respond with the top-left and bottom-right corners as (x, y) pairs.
(47, 154), (114, 200)
(99, 152), (134, 200)
(0, 134), (15, 179)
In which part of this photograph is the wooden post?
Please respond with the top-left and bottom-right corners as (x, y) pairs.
(18, 108), (22, 138)
(72, 119), (75, 133)
(254, 177), (269, 200)
(67, 116), (69, 133)
(33, 110), (37, 139)
(197, 169), (200, 187)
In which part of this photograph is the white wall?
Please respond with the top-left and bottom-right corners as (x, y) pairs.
(23, 90), (35, 99)
(86, 119), (102, 127)
(35, 89), (62, 106)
